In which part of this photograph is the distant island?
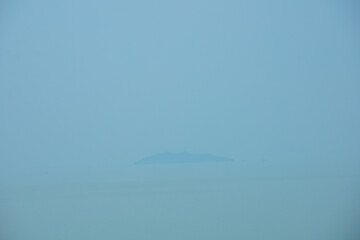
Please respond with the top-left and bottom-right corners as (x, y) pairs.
(135, 152), (234, 165)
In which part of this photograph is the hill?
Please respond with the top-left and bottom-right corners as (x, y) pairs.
(135, 152), (234, 165)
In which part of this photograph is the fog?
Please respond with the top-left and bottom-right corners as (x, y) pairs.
(1, 0), (360, 239)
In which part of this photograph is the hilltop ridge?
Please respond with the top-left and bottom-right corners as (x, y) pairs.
(135, 152), (234, 165)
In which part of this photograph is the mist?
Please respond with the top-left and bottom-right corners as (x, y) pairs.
(1, 0), (360, 239)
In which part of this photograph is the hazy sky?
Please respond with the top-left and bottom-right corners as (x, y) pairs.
(1, 0), (360, 184)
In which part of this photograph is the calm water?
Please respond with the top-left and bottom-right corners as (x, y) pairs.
(2, 175), (360, 240)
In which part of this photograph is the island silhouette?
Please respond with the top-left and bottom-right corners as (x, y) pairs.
(135, 152), (234, 165)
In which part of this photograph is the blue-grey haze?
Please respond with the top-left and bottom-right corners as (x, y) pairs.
(1, 0), (360, 239)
